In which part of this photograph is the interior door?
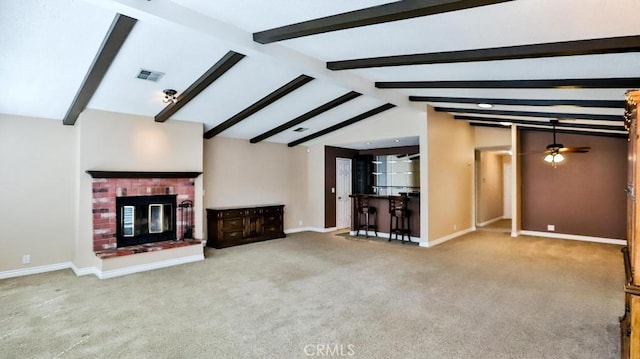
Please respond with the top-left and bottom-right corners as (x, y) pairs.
(336, 158), (353, 229)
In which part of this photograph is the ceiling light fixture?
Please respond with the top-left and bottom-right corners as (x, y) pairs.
(163, 89), (177, 104)
(499, 121), (512, 126)
(477, 103), (493, 109)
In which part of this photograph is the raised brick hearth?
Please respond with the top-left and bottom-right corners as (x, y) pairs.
(91, 176), (198, 257)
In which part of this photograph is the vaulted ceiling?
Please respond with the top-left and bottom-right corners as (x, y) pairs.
(2, 0), (639, 146)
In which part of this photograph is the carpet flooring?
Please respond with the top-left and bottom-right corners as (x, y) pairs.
(0, 231), (624, 358)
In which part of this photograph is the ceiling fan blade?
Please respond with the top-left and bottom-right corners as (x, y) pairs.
(559, 146), (591, 153)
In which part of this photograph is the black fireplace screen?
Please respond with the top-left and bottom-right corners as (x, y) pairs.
(116, 195), (177, 247)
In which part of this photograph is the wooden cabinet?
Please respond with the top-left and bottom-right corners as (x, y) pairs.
(206, 205), (285, 249)
(622, 91), (640, 359)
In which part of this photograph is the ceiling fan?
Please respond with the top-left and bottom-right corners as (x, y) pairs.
(543, 119), (590, 167)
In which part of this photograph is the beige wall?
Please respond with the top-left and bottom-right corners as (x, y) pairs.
(304, 107), (427, 234)
(427, 107), (474, 241)
(477, 152), (504, 224)
(76, 109), (204, 269)
(203, 137), (308, 231)
(0, 114), (76, 272)
(474, 126), (511, 148)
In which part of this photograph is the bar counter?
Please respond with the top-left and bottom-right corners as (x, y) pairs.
(349, 194), (420, 239)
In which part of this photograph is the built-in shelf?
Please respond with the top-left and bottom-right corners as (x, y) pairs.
(86, 171), (202, 179)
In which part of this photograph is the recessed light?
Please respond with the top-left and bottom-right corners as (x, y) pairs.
(499, 122), (513, 126)
(394, 139), (400, 143)
(477, 103), (493, 109)
(366, 142), (371, 145)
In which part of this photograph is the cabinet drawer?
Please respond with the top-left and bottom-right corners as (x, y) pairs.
(221, 230), (244, 240)
(222, 209), (245, 219)
(263, 225), (282, 235)
(263, 207), (282, 216)
(263, 214), (281, 224)
(222, 218), (243, 230)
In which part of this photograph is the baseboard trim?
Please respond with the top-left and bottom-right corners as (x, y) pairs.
(97, 254), (205, 279)
(290, 227), (338, 233)
(422, 227), (475, 248)
(70, 264), (100, 277)
(0, 262), (73, 280)
(347, 230), (421, 244)
(477, 216), (505, 227)
(1, 253), (206, 280)
(519, 230), (626, 246)
(284, 227), (333, 234)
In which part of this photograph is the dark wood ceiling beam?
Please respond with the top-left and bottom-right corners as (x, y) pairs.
(62, 14), (137, 125)
(250, 91), (362, 143)
(468, 122), (628, 138)
(436, 106), (621, 121)
(328, 35), (640, 70)
(253, 0), (513, 44)
(377, 77), (640, 89)
(410, 96), (623, 108)
(155, 51), (245, 123)
(203, 75), (313, 139)
(288, 103), (396, 147)
(454, 115), (626, 131)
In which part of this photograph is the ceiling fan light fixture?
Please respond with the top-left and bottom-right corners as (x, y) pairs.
(544, 152), (565, 165)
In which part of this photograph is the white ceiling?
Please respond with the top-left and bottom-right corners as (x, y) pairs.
(2, 0), (640, 146)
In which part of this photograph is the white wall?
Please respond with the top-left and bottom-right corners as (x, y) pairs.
(0, 114), (76, 272)
(202, 137), (308, 231)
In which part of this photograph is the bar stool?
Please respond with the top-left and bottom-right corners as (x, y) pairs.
(355, 195), (377, 238)
(388, 195), (411, 243)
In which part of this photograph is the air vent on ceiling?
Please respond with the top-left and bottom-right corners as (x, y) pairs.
(136, 69), (165, 82)
(294, 127), (309, 132)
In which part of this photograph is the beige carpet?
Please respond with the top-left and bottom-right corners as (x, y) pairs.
(0, 231), (624, 358)
(478, 218), (512, 232)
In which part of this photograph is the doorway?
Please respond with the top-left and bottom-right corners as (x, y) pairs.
(336, 157), (352, 229)
(475, 148), (512, 232)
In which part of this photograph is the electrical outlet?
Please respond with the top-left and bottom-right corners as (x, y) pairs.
(22, 255), (30, 264)
(298, 220), (303, 226)
(453, 224), (457, 231)
(547, 225), (555, 232)
(331, 187), (335, 193)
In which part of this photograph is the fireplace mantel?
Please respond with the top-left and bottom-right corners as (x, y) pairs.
(86, 171), (202, 179)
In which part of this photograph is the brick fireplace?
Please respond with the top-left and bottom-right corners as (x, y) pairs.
(88, 171), (201, 259)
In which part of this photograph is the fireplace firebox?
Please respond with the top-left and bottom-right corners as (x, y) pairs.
(115, 194), (177, 247)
